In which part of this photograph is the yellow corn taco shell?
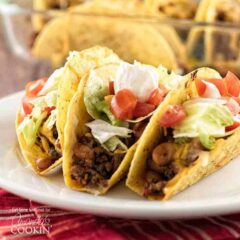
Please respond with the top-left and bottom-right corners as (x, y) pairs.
(126, 67), (240, 200)
(63, 63), (137, 194)
(16, 46), (118, 175)
(15, 66), (66, 175)
(16, 100), (62, 175)
(56, 46), (121, 148)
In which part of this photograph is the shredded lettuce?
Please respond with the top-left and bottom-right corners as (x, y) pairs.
(84, 70), (121, 125)
(85, 119), (132, 144)
(18, 108), (48, 146)
(18, 91), (58, 146)
(103, 136), (128, 152)
(84, 71), (108, 119)
(31, 91), (57, 108)
(157, 65), (183, 90)
(95, 101), (121, 126)
(174, 137), (191, 144)
(198, 134), (216, 150)
(38, 68), (64, 95)
(86, 120), (131, 152)
(173, 98), (234, 150)
(45, 109), (57, 130)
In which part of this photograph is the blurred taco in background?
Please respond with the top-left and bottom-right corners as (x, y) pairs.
(32, 0), (87, 35)
(32, 0), (182, 70)
(70, 0), (149, 15)
(203, 0), (240, 73)
(145, 0), (198, 20)
(127, 67), (240, 200)
(187, 0), (240, 74)
(63, 54), (183, 194)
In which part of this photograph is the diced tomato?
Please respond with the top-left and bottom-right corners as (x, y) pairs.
(25, 77), (48, 97)
(207, 78), (227, 96)
(22, 96), (34, 116)
(108, 81), (115, 95)
(133, 102), (155, 118)
(224, 71), (240, 97)
(226, 121), (240, 131)
(111, 89), (137, 120)
(159, 105), (186, 127)
(196, 72), (240, 98)
(196, 78), (227, 96)
(43, 106), (56, 113)
(195, 78), (207, 96)
(147, 86), (167, 107)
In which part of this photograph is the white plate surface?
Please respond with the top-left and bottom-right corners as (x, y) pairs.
(1, 92), (240, 219)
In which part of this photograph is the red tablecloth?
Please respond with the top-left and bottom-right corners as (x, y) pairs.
(1, 189), (240, 240)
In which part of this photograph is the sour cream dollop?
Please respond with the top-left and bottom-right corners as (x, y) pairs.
(114, 61), (159, 102)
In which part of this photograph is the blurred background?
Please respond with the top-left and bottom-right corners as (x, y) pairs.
(0, 0), (240, 97)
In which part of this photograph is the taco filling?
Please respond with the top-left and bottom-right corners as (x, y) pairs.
(17, 68), (63, 172)
(70, 61), (182, 189)
(144, 71), (240, 197)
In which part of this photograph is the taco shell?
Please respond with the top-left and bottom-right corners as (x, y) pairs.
(16, 103), (62, 175)
(126, 67), (240, 200)
(16, 46), (119, 175)
(56, 46), (121, 148)
(63, 63), (137, 194)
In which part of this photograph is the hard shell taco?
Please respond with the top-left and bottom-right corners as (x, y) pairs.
(32, 0), (86, 35)
(16, 69), (64, 175)
(16, 46), (120, 175)
(187, 0), (240, 74)
(57, 46), (121, 148)
(63, 57), (183, 194)
(203, 0), (240, 72)
(126, 67), (240, 200)
(32, 0), (180, 70)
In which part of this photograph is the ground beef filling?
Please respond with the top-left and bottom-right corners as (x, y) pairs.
(71, 133), (125, 188)
(124, 120), (148, 147)
(71, 120), (148, 188)
(144, 137), (204, 197)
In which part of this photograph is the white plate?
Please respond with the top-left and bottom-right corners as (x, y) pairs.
(1, 92), (240, 219)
